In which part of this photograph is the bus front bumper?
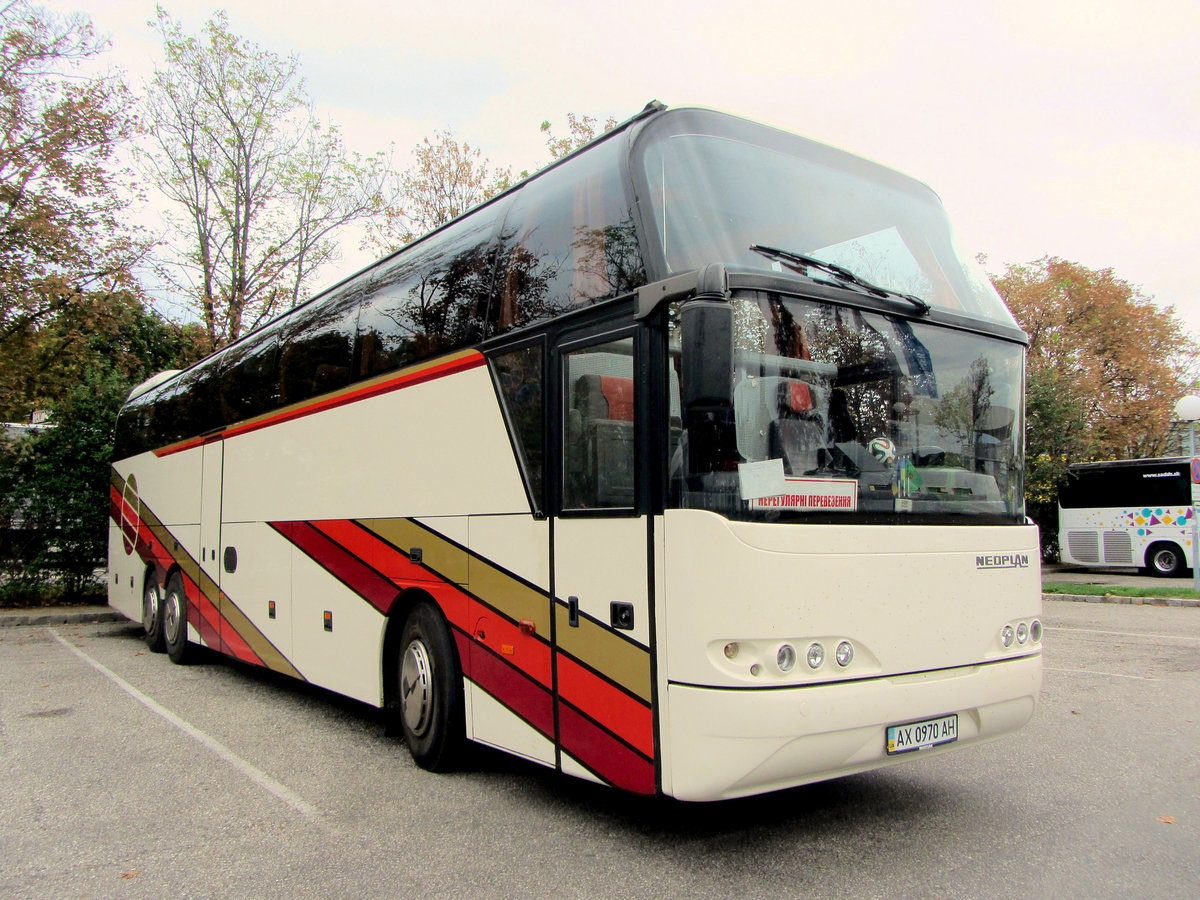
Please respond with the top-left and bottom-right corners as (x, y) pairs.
(662, 653), (1041, 801)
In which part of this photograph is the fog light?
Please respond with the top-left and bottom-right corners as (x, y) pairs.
(777, 644), (796, 672)
(1001, 625), (1015, 648)
(807, 643), (825, 669)
(835, 641), (854, 667)
(724, 642), (739, 660)
(1030, 620), (1042, 643)
(1016, 622), (1029, 644)
(750, 663), (762, 677)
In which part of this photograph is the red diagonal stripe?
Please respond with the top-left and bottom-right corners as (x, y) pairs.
(557, 655), (653, 758)
(271, 520), (398, 614)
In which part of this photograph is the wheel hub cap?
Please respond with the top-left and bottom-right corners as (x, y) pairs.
(400, 640), (433, 736)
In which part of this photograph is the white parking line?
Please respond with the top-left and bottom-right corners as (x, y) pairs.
(1045, 626), (1200, 643)
(1043, 666), (1155, 681)
(49, 629), (321, 820)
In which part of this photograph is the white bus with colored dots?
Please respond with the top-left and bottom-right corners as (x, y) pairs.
(1058, 457), (1197, 577)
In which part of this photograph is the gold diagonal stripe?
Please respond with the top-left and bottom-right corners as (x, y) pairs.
(131, 494), (302, 680)
(360, 516), (647, 700)
(554, 603), (651, 703)
(359, 518), (469, 584)
(219, 590), (304, 679)
(359, 517), (552, 641)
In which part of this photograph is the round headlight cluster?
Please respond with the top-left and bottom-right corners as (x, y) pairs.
(714, 637), (859, 678)
(1000, 619), (1041, 650)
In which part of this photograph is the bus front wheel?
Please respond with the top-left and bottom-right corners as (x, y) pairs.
(1147, 542), (1187, 577)
(397, 603), (464, 772)
(163, 572), (193, 664)
(143, 573), (166, 653)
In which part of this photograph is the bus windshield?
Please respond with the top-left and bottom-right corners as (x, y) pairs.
(671, 293), (1026, 524)
(637, 112), (1016, 328)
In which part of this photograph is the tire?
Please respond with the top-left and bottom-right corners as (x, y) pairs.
(163, 571), (193, 664)
(1147, 542), (1186, 577)
(397, 603), (465, 771)
(142, 574), (166, 653)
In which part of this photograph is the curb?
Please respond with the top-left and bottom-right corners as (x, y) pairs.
(1044, 593), (1200, 608)
(0, 609), (126, 627)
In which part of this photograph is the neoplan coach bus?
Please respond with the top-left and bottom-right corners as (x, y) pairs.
(109, 102), (1041, 801)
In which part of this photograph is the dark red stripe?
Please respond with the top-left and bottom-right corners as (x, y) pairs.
(459, 629), (555, 739)
(558, 702), (656, 795)
(271, 520), (398, 614)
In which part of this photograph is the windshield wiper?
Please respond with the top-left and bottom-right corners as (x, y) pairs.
(749, 244), (932, 316)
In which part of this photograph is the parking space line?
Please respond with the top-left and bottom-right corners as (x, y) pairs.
(1044, 666), (1155, 681)
(1045, 626), (1200, 643)
(48, 629), (321, 820)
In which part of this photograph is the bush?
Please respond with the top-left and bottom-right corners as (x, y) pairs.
(0, 370), (127, 605)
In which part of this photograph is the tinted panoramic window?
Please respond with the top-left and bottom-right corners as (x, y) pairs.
(493, 139), (645, 334)
(218, 320), (285, 423)
(357, 214), (498, 379)
(278, 286), (361, 405)
(1060, 464), (1190, 509)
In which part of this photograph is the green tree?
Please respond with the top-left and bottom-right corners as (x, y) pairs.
(142, 8), (388, 345)
(991, 256), (1200, 557)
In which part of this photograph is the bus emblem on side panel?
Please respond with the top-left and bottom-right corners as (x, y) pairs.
(976, 553), (1030, 569)
(120, 473), (140, 556)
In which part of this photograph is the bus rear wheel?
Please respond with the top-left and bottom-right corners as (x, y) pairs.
(143, 575), (166, 653)
(163, 572), (193, 664)
(1147, 542), (1186, 577)
(397, 603), (464, 772)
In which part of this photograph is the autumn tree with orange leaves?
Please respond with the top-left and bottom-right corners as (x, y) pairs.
(991, 256), (1199, 557)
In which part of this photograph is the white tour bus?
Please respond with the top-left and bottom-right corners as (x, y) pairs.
(1058, 457), (1196, 576)
(109, 103), (1041, 801)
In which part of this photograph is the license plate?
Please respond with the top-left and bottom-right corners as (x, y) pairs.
(886, 713), (958, 755)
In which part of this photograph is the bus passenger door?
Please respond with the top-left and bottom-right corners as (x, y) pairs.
(198, 438), (223, 648)
(552, 329), (657, 795)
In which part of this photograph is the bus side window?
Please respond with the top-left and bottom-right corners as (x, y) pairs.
(562, 338), (636, 510)
(279, 287), (361, 405)
(494, 140), (645, 335)
(357, 215), (497, 379)
(491, 343), (545, 512)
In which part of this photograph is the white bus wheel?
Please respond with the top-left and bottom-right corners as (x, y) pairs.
(142, 575), (167, 653)
(397, 603), (465, 772)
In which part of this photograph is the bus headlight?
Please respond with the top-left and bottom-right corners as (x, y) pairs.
(807, 643), (825, 669)
(1001, 625), (1015, 648)
(777, 644), (796, 672)
(1030, 620), (1042, 643)
(835, 641), (854, 667)
(1016, 622), (1029, 644)
(724, 642), (739, 660)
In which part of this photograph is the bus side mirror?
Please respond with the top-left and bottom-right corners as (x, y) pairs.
(680, 299), (734, 411)
(680, 298), (737, 474)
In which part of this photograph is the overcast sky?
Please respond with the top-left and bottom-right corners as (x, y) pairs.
(56, 0), (1200, 337)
